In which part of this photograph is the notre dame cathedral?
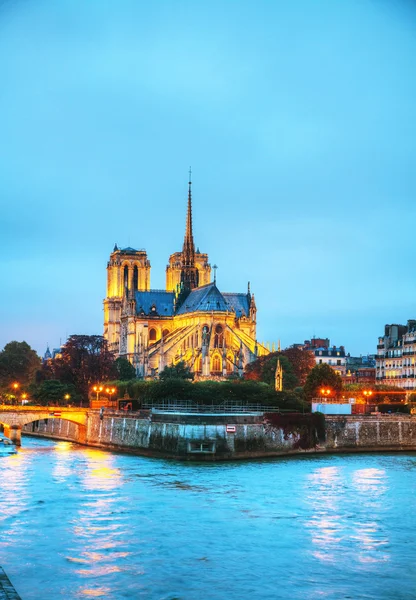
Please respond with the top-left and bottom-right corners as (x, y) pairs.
(103, 175), (269, 378)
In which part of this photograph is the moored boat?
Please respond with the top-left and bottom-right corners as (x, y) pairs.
(0, 437), (18, 455)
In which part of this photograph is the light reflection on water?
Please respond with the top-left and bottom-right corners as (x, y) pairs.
(0, 440), (416, 599)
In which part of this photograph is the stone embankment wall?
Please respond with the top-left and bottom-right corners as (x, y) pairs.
(23, 413), (416, 460)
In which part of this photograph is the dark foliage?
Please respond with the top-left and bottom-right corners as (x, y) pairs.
(115, 357), (136, 381)
(159, 361), (194, 380)
(264, 412), (326, 449)
(49, 335), (117, 401)
(303, 363), (343, 401)
(0, 341), (41, 388)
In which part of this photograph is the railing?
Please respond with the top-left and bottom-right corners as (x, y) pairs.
(141, 400), (281, 413)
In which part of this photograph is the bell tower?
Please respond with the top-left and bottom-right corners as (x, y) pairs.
(103, 245), (151, 353)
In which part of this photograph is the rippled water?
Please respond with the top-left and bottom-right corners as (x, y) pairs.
(1, 438), (415, 599)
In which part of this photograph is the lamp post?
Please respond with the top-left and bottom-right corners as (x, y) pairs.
(320, 388), (332, 400)
(11, 382), (19, 405)
(92, 385), (103, 402)
(363, 390), (373, 412)
(105, 387), (116, 403)
(21, 393), (28, 406)
(64, 393), (71, 406)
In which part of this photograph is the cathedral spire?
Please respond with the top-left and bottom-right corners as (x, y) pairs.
(183, 167), (195, 261)
(179, 167), (199, 296)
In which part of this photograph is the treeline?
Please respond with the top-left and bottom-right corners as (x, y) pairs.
(0, 337), (411, 411)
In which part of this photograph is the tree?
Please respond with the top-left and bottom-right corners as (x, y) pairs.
(115, 357), (136, 381)
(244, 352), (299, 390)
(303, 363), (343, 401)
(280, 348), (316, 386)
(0, 341), (41, 388)
(51, 335), (116, 401)
(30, 380), (80, 405)
(159, 361), (194, 380)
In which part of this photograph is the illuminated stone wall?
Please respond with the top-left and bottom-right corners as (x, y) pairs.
(22, 413), (416, 459)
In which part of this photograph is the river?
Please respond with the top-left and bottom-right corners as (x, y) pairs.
(0, 437), (415, 599)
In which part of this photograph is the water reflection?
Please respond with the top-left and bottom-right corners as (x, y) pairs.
(1, 442), (415, 600)
(305, 461), (390, 567)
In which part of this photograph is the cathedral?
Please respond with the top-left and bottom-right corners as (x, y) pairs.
(103, 175), (269, 379)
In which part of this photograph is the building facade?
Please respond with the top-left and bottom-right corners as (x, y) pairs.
(343, 355), (376, 385)
(376, 321), (416, 391)
(293, 338), (347, 376)
(103, 177), (268, 378)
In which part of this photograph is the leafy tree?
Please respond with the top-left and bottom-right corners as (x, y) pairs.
(51, 335), (116, 401)
(30, 380), (81, 405)
(0, 341), (41, 388)
(159, 361), (194, 380)
(280, 347), (316, 386)
(115, 357), (136, 380)
(244, 352), (299, 390)
(303, 363), (343, 401)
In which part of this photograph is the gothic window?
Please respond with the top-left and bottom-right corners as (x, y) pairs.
(162, 329), (170, 339)
(214, 325), (224, 348)
(123, 265), (129, 291)
(212, 355), (221, 373)
(149, 328), (157, 342)
(195, 331), (198, 347)
(133, 265), (139, 291)
(195, 356), (202, 373)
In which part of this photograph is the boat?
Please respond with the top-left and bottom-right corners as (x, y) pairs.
(0, 437), (18, 455)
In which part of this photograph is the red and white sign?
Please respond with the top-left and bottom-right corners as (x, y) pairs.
(226, 425), (236, 433)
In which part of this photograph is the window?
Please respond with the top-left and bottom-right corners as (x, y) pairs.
(162, 329), (170, 339)
(212, 355), (222, 372)
(214, 325), (224, 348)
(149, 328), (157, 342)
(188, 441), (216, 454)
(337, 359), (341, 366)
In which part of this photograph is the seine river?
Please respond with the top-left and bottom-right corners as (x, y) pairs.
(1, 438), (415, 600)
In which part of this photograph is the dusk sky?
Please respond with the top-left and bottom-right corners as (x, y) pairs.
(0, 0), (415, 357)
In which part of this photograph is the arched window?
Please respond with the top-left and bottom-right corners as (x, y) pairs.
(133, 265), (139, 291)
(123, 265), (129, 291)
(226, 353), (234, 373)
(214, 325), (224, 348)
(162, 329), (170, 339)
(212, 355), (221, 373)
(149, 328), (157, 342)
(195, 356), (202, 373)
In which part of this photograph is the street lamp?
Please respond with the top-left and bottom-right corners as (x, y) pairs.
(11, 382), (19, 405)
(92, 385), (103, 401)
(106, 387), (116, 399)
(21, 393), (28, 406)
(64, 393), (71, 406)
(320, 388), (332, 398)
(363, 390), (373, 401)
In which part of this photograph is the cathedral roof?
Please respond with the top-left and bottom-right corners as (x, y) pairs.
(176, 283), (249, 316)
(222, 293), (250, 317)
(135, 290), (175, 316)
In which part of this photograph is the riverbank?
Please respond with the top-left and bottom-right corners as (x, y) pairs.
(21, 412), (416, 460)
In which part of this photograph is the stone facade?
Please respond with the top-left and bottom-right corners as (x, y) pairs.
(376, 321), (416, 391)
(21, 412), (416, 460)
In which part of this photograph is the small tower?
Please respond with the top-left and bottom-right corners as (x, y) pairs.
(275, 359), (283, 392)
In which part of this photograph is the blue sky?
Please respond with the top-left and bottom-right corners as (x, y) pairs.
(0, 0), (415, 357)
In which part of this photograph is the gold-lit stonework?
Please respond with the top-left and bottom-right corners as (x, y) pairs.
(103, 176), (269, 378)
